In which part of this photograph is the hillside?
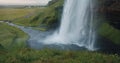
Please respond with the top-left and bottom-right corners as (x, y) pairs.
(12, 0), (64, 29)
(0, 0), (120, 63)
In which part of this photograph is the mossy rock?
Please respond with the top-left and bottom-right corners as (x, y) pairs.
(98, 22), (120, 45)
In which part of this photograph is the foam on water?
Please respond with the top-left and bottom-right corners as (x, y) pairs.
(2, 0), (97, 50)
(43, 0), (96, 50)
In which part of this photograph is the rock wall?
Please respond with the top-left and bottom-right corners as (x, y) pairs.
(99, 0), (120, 29)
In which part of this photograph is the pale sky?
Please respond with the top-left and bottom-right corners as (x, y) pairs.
(0, 0), (51, 5)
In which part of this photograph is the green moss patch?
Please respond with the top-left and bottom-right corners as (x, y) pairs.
(98, 22), (120, 45)
(0, 22), (28, 48)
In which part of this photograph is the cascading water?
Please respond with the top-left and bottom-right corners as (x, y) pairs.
(44, 0), (96, 50)
(1, 0), (96, 50)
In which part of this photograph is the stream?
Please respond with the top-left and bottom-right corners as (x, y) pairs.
(1, 21), (120, 55)
(0, 21), (87, 50)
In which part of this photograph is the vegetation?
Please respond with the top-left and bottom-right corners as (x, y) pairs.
(0, 21), (119, 63)
(13, 0), (64, 28)
(0, 22), (28, 49)
(11, 7), (46, 27)
(0, 48), (120, 63)
(0, 8), (43, 21)
(0, 0), (63, 28)
(98, 22), (120, 45)
(0, 7), (48, 30)
(0, 22), (120, 63)
(0, 0), (120, 63)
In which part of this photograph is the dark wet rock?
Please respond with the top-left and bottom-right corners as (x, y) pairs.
(99, 0), (120, 29)
(96, 35), (120, 55)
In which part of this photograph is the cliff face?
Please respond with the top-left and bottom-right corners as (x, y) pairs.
(98, 0), (120, 45)
(99, 0), (120, 29)
(49, 0), (120, 29)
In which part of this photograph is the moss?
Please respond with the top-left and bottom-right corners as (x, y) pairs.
(98, 22), (120, 45)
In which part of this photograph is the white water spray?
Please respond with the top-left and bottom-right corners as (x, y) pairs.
(1, 0), (96, 50)
(44, 0), (96, 50)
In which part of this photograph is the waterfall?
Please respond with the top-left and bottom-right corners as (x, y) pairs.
(44, 0), (96, 50)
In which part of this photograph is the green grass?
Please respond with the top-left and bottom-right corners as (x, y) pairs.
(0, 0), (64, 30)
(0, 22), (119, 63)
(0, 22), (28, 48)
(0, 8), (43, 21)
(12, 0), (64, 28)
(0, 7), (48, 31)
(0, 7), (46, 27)
(98, 22), (120, 45)
(11, 8), (45, 27)
(0, 0), (120, 63)
(0, 48), (120, 63)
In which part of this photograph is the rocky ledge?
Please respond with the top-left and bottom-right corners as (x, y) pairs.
(100, 0), (120, 29)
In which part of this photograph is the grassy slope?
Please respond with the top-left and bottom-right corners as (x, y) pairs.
(0, 1), (119, 45)
(0, 22), (28, 48)
(0, 0), (120, 63)
(0, 48), (120, 63)
(0, 21), (119, 63)
(0, 7), (47, 30)
(12, 7), (46, 27)
(0, 8), (42, 21)
(98, 22), (120, 45)
(0, 0), (63, 28)
(13, 0), (64, 27)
